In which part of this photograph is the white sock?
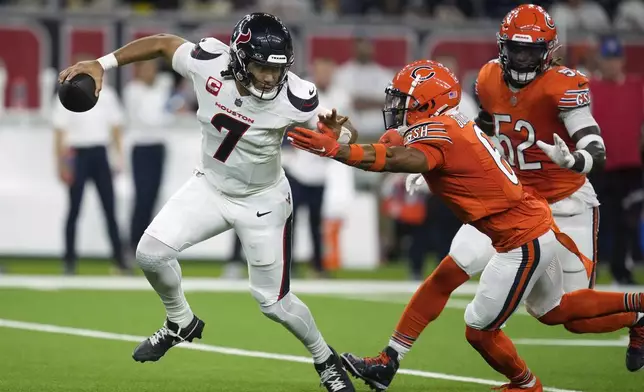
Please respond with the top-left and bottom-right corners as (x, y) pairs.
(308, 334), (333, 364)
(388, 338), (409, 360)
(137, 235), (194, 328)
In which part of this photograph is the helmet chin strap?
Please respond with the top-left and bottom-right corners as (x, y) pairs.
(244, 83), (279, 100)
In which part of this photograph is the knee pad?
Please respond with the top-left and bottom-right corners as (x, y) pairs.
(136, 233), (178, 272)
(465, 302), (496, 330)
(449, 225), (495, 276)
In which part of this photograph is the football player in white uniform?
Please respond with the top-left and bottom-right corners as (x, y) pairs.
(59, 13), (357, 391)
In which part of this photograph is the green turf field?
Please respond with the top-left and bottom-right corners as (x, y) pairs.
(0, 273), (642, 392)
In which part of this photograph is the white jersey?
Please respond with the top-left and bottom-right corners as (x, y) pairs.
(172, 38), (321, 197)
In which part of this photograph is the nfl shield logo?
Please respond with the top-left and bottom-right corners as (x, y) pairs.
(234, 98), (243, 107)
(448, 91), (457, 99)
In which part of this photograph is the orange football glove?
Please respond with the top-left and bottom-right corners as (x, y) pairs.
(287, 127), (340, 157)
(378, 129), (404, 147)
(317, 121), (338, 138)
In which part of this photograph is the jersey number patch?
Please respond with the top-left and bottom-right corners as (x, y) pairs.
(473, 124), (519, 185)
(494, 114), (542, 171)
(210, 113), (251, 162)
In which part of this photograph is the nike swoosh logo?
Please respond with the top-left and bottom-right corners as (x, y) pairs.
(309, 88), (315, 95)
(311, 147), (326, 153)
(256, 211), (272, 218)
(578, 82), (588, 88)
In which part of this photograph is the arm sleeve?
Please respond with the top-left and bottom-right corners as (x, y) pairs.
(559, 105), (603, 148)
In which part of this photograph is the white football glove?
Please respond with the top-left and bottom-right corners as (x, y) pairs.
(405, 173), (427, 195)
(536, 134), (575, 169)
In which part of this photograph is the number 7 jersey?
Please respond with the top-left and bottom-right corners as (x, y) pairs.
(172, 38), (320, 197)
(475, 60), (590, 204)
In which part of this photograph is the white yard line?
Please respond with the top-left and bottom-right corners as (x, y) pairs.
(0, 318), (581, 392)
(1, 275), (641, 295)
(514, 337), (628, 347)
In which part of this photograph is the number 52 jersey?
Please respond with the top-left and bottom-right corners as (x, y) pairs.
(476, 60), (592, 204)
(172, 37), (321, 197)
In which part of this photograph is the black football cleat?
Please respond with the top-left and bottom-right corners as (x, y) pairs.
(626, 316), (644, 372)
(341, 346), (400, 392)
(314, 346), (355, 392)
(132, 315), (205, 363)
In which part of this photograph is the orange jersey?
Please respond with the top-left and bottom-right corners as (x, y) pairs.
(404, 111), (553, 252)
(476, 60), (590, 204)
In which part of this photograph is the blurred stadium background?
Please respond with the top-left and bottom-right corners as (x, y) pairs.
(2, 1), (644, 391)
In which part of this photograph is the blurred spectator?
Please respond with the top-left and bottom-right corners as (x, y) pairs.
(590, 35), (644, 285)
(283, 58), (348, 278)
(615, 0), (644, 31)
(322, 161), (355, 272)
(0, 59), (6, 116)
(433, 0), (467, 22)
(258, 0), (314, 18)
(550, 0), (611, 32)
(52, 55), (129, 275)
(333, 37), (393, 137)
(339, 0), (379, 15)
(123, 60), (173, 252)
(315, 58), (355, 272)
(380, 173), (430, 281)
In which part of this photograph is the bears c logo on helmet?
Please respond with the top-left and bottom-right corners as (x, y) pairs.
(411, 66), (435, 82)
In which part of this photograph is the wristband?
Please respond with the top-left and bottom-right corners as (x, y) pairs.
(97, 53), (118, 71)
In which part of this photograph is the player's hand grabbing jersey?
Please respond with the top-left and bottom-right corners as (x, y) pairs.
(404, 110), (553, 252)
(476, 60), (598, 204)
(172, 37), (321, 196)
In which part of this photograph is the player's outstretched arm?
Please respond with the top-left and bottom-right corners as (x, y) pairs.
(537, 106), (606, 174)
(287, 127), (430, 173)
(58, 34), (187, 96)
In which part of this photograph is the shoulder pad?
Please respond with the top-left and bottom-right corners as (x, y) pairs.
(190, 37), (228, 60)
(286, 72), (319, 113)
(403, 119), (452, 147)
(546, 66), (591, 111)
(475, 60), (501, 98)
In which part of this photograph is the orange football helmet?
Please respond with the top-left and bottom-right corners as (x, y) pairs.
(383, 59), (461, 131)
(497, 4), (560, 87)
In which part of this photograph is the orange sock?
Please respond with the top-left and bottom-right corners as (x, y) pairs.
(540, 289), (644, 325)
(564, 312), (638, 334)
(389, 256), (469, 354)
(465, 327), (534, 385)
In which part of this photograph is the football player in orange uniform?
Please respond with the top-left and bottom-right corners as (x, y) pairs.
(330, 5), (644, 390)
(288, 58), (644, 391)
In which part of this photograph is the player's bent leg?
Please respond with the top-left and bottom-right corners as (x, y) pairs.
(340, 225), (490, 391)
(553, 209), (597, 292)
(463, 233), (559, 391)
(341, 255), (470, 391)
(237, 179), (354, 392)
(133, 173), (231, 363)
(132, 234), (205, 362)
(553, 208), (644, 370)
